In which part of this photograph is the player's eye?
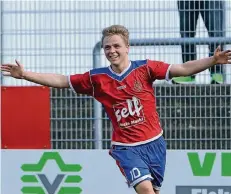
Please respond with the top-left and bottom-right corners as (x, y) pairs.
(114, 45), (120, 48)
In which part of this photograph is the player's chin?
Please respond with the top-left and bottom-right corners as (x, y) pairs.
(108, 59), (120, 66)
(111, 62), (120, 66)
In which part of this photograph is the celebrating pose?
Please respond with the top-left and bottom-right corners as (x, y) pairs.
(1, 25), (231, 194)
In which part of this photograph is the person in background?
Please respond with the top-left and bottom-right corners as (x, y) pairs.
(173, 0), (225, 84)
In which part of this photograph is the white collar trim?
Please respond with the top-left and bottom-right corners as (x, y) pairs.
(109, 61), (131, 76)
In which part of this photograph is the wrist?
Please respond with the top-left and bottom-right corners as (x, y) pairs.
(21, 71), (27, 79)
(211, 56), (217, 65)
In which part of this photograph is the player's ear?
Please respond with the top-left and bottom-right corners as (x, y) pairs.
(127, 44), (130, 53)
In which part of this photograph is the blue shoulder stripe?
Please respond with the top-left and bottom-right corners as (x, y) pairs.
(90, 67), (110, 76)
(90, 60), (147, 81)
(132, 60), (147, 68)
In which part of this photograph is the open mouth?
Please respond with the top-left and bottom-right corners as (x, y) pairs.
(110, 55), (119, 60)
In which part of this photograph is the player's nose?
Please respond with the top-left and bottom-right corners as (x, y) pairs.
(109, 47), (116, 53)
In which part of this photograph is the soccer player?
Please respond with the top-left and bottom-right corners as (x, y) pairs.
(1, 25), (231, 194)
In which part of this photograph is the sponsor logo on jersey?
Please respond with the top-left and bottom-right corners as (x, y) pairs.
(113, 96), (145, 128)
(117, 85), (126, 90)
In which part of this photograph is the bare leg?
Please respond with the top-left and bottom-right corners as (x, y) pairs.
(154, 190), (160, 194)
(135, 180), (156, 194)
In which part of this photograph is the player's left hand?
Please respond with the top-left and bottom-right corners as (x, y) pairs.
(213, 46), (231, 65)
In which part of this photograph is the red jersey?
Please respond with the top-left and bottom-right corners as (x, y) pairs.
(69, 59), (170, 146)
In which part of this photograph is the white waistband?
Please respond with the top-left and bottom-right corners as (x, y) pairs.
(111, 130), (163, 146)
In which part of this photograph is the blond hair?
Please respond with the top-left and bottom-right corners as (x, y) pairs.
(101, 25), (129, 47)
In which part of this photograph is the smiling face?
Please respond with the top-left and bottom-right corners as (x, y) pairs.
(103, 34), (129, 67)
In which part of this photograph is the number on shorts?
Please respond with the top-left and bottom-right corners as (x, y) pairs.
(130, 167), (141, 181)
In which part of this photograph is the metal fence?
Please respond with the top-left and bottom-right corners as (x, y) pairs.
(1, 1), (231, 149)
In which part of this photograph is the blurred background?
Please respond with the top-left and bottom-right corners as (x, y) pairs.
(1, 0), (231, 150)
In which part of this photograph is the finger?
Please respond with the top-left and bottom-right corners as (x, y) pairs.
(1, 65), (12, 70)
(221, 50), (231, 54)
(2, 72), (11, 76)
(1, 67), (12, 71)
(225, 51), (231, 56)
(15, 59), (21, 67)
(1, 64), (15, 67)
(215, 45), (221, 52)
(2, 69), (10, 72)
(1, 65), (12, 69)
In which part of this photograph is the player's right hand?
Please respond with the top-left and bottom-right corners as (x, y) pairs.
(1, 60), (24, 79)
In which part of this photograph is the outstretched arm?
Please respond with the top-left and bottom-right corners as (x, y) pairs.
(169, 46), (231, 78)
(1, 60), (69, 88)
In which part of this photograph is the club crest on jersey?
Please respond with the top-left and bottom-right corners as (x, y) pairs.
(133, 80), (142, 92)
(113, 96), (145, 128)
